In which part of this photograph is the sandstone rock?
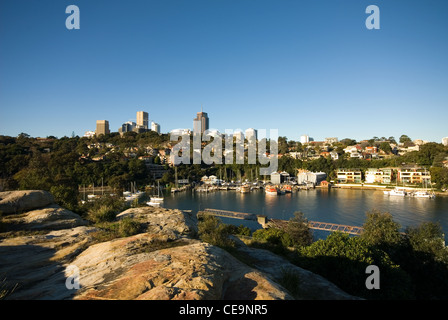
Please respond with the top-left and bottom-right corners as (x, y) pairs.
(0, 226), (97, 299)
(235, 245), (359, 300)
(0, 190), (360, 301)
(2, 204), (88, 231)
(72, 240), (292, 300)
(117, 206), (198, 239)
(0, 190), (54, 215)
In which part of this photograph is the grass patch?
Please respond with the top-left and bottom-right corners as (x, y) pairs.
(90, 217), (145, 243)
(277, 267), (303, 299)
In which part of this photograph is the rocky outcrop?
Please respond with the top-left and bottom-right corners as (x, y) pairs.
(2, 204), (88, 231)
(0, 190), (54, 214)
(116, 206), (198, 240)
(234, 245), (358, 300)
(0, 226), (97, 299)
(71, 237), (292, 300)
(0, 190), (358, 300)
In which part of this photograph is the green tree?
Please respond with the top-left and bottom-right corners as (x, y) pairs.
(406, 222), (448, 261)
(50, 184), (79, 212)
(296, 232), (414, 299)
(379, 142), (392, 154)
(399, 134), (412, 144)
(361, 210), (402, 249)
(285, 211), (313, 247)
(430, 167), (448, 189)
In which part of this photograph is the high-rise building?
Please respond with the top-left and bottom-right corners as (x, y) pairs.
(245, 128), (258, 141)
(118, 121), (136, 135)
(300, 135), (310, 144)
(96, 120), (110, 136)
(193, 107), (209, 135)
(151, 121), (161, 134)
(442, 137), (448, 146)
(136, 111), (149, 130)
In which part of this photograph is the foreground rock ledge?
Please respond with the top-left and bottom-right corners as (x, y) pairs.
(0, 190), (359, 300)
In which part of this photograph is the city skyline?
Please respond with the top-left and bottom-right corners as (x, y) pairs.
(1, 1), (447, 143)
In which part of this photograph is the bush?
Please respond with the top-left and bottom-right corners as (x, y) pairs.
(88, 205), (117, 223)
(198, 215), (235, 249)
(252, 228), (293, 248)
(222, 224), (252, 237)
(118, 217), (143, 237)
(295, 232), (414, 299)
(86, 195), (126, 223)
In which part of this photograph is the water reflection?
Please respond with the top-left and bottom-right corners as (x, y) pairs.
(164, 188), (448, 237)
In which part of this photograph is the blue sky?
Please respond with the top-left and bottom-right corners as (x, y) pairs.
(1, 0), (447, 143)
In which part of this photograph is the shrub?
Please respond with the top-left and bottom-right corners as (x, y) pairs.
(86, 195), (126, 223)
(118, 217), (143, 237)
(295, 232), (414, 299)
(277, 268), (302, 299)
(88, 205), (117, 223)
(252, 228), (293, 248)
(198, 214), (235, 249)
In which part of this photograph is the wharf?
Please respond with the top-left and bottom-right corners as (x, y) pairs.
(200, 208), (364, 236)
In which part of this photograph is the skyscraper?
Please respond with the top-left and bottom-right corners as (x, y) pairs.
(193, 106), (209, 135)
(245, 128), (258, 141)
(136, 111), (149, 130)
(151, 121), (160, 134)
(95, 120), (110, 136)
(442, 137), (448, 146)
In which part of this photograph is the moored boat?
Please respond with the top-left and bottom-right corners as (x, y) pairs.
(265, 186), (278, 195)
(240, 184), (251, 193)
(384, 188), (407, 196)
(412, 191), (436, 199)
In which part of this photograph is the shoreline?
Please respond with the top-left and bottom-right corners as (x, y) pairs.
(324, 184), (448, 197)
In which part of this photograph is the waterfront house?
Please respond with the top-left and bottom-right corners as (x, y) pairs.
(397, 165), (431, 185)
(365, 168), (393, 184)
(336, 169), (362, 184)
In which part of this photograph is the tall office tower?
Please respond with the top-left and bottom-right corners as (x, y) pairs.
(118, 121), (136, 135)
(442, 137), (448, 146)
(193, 107), (209, 135)
(300, 134), (310, 144)
(96, 120), (110, 136)
(245, 128), (258, 141)
(136, 111), (149, 129)
(151, 121), (160, 134)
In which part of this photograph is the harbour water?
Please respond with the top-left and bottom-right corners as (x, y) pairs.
(162, 188), (448, 240)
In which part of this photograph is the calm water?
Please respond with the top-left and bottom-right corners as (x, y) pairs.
(162, 188), (448, 239)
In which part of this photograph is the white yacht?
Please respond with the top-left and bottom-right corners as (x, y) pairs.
(384, 188), (407, 196)
(413, 190), (436, 199)
(147, 181), (164, 206)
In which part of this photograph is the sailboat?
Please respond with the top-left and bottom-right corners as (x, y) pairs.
(125, 182), (143, 202)
(412, 170), (436, 199)
(147, 181), (164, 206)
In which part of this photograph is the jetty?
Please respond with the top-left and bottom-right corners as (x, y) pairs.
(200, 208), (364, 236)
